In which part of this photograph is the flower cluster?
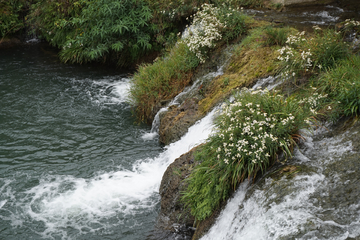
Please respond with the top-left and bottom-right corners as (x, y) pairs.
(299, 91), (328, 115)
(277, 29), (348, 77)
(277, 43), (313, 77)
(285, 31), (306, 45)
(213, 88), (314, 166)
(344, 19), (360, 27)
(181, 3), (224, 63)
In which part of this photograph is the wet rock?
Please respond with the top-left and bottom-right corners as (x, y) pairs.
(157, 147), (198, 237)
(159, 98), (201, 145)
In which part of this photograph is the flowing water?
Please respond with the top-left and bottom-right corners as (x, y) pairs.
(201, 124), (360, 240)
(0, 43), (215, 239)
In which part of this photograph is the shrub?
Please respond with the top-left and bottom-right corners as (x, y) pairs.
(28, 0), (83, 48)
(29, 0), (183, 66)
(0, 0), (26, 38)
(182, 88), (326, 221)
(182, 3), (247, 63)
(58, 0), (153, 65)
(182, 3), (224, 63)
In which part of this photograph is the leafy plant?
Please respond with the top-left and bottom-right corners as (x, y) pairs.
(182, 3), (247, 63)
(58, 0), (153, 65)
(0, 0), (27, 38)
(182, 88), (325, 221)
(28, 0), (83, 48)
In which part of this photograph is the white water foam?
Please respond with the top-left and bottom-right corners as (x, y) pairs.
(5, 107), (217, 238)
(201, 173), (326, 240)
(89, 77), (132, 105)
(301, 10), (340, 25)
(251, 75), (283, 91)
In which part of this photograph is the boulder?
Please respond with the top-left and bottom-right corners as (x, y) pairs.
(159, 98), (201, 145)
(156, 147), (198, 238)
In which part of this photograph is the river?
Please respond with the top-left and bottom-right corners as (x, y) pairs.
(0, 42), (214, 240)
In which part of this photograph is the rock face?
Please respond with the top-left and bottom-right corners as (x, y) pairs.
(157, 147), (199, 238)
(159, 98), (201, 145)
(271, 0), (334, 6)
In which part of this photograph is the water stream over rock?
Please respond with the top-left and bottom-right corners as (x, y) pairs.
(201, 121), (360, 240)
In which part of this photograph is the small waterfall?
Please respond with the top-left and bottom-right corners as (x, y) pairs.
(142, 65), (225, 140)
(201, 124), (360, 240)
(4, 104), (217, 239)
(251, 75), (283, 91)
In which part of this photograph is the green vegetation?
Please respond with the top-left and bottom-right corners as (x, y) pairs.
(182, 89), (326, 221)
(130, 3), (248, 122)
(239, 25), (294, 49)
(314, 55), (360, 118)
(3, 0), (360, 227)
(130, 42), (199, 123)
(180, 22), (359, 223)
(277, 28), (350, 78)
(0, 0), (27, 38)
(1, 0), (264, 64)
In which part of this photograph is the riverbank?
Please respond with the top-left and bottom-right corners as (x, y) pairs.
(146, 3), (360, 239)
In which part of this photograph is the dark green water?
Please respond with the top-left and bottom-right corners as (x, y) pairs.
(0, 43), (164, 239)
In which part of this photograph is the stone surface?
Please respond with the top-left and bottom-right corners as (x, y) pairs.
(159, 98), (201, 145)
(157, 147), (198, 237)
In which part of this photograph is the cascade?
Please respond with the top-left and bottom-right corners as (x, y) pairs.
(201, 124), (360, 240)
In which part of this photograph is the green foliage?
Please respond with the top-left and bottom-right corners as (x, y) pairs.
(315, 55), (360, 118)
(182, 3), (247, 63)
(217, 5), (247, 43)
(263, 26), (290, 46)
(182, 88), (325, 221)
(58, 0), (153, 65)
(311, 29), (350, 70)
(0, 0), (26, 37)
(28, 0), (83, 47)
(277, 28), (350, 78)
(129, 42), (200, 123)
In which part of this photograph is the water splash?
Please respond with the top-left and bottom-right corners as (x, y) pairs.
(1, 106), (217, 239)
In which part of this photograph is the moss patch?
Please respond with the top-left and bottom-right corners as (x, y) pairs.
(199, 46), (279, 114)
